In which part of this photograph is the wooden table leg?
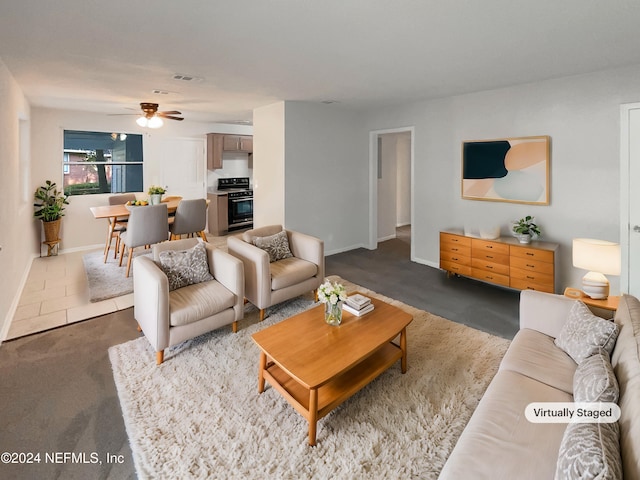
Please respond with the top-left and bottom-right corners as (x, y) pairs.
(258, 352), (266, 393)
(308, 388), (318, 446)
(103, 218), (116, 263)
(400, 327), (407, 373)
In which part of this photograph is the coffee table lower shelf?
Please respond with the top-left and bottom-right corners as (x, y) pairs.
(260, 342), (403, 445)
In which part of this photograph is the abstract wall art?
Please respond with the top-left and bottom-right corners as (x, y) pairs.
(461, 135), (550, 205)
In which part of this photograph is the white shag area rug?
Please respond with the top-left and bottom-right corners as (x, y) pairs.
(109, 277), (510, 479)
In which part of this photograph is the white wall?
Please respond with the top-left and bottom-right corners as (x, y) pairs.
(30, 107), (251, 251)
(377, 133), (399, 241)
(283, 101), (366, 254)
(363, 64), (640, 294)
(396, 132), (411, 226)
(253, 102), (285, 227)
(0, 59), (32, 339)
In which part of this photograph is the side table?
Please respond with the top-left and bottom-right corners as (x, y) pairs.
(564, 287), (620, 313)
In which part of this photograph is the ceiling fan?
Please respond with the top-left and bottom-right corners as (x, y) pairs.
(113, 102), (184, 128)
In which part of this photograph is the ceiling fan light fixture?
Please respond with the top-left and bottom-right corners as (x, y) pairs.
(136, 116), (148, 127)
(147, 116), (163, 128)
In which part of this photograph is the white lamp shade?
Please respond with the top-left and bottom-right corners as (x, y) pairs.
(136, 116), (148, 127)
(572, 238), (621, 276)
(147, 116), (163, 128)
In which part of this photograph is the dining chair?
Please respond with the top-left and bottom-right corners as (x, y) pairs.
(169, 198), (208, 241)
(103, 193), (137, 262)
(118, 203), (169, 277)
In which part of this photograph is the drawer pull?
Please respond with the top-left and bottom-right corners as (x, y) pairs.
(527, 276), (535, 279)
(452, 257), (458, 261)
(486, 265), (493, 269)
(486, 255), (494, 259)
(486, 276), (493, 280)
(486, 245), (493, 249)
(526, 252), (534, 256)
(452, 238), (459, 242)
(526, 264), (535, 268)
(452, 248), (459, 252)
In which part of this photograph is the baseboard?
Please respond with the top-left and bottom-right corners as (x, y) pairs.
(58, 243), (104, 254)
(0, 253), (38, 345)
(377, 234), (397, 243)
(412, 256), (439, 269)
(325, 243), (369, 256)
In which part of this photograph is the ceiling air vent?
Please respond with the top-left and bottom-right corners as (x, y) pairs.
(172, 74), (204, 82)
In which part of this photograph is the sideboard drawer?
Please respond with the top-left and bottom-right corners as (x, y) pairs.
(510, 267), (554, 287)
(471, 268), (510, 287)
(510, 245), (554, 264)
(510, 277), (554, 293)
(510, 256), (554, 275)
(471, 258), (510, 276)
(441, 260), (471, 276)
(472, 239), (510, 256)
(441, 251), (471, 265)
(440, 232), (472, 248)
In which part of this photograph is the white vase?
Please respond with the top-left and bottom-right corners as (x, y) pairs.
(517, 233), (531, 244)
(150, 194), (162, 205)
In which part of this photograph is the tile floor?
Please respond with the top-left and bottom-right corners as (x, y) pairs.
(6, 248), (134, 340)
(6, 233), (233, 341)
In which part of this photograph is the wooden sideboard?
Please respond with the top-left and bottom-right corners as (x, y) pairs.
(440, 230), (559, 293)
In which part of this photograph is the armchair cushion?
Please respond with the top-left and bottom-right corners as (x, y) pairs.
(270, 257), (318, 290)
(158, 242), (213, 291)
(169, 280), (236, 327)
(252, 230), (293, 262)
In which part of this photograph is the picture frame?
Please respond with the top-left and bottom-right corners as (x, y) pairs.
(461, 135), (550, 205)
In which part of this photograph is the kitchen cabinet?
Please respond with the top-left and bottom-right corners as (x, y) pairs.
(440, 230), (558, 293)
(206, 133), (253, 170)
(207, 193), (228, 236)
(223, 135), (253, 153)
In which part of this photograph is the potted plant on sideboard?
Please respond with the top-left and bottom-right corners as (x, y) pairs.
(34, 180), (69, 253)
(512, 215), (541, 244)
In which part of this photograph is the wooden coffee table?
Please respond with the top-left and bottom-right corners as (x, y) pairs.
(251, 294), (413, 445)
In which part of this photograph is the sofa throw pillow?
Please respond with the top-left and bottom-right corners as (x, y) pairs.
(573, 348), (619, 403)
(554, 422), (622, 480)
(158, 242), (214, 291)
(554, 301), (619, 364)
(252, 230), (293, 263)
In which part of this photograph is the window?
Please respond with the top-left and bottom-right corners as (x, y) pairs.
(63, 130), (144, 196)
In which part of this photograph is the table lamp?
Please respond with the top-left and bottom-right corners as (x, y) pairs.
(572, 238), (621, 299)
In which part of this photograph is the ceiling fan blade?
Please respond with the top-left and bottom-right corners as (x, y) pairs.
(161, 115), (184, 121)
(107, 113), (139, 116)
(159, 110), (182, 115)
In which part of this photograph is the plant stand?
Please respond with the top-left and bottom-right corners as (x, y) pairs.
(42, 239), (60, 256)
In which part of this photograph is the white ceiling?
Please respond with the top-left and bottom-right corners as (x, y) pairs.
(2, 0), (640, 124)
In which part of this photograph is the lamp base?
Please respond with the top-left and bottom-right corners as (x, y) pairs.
(582, 271), (609, 300)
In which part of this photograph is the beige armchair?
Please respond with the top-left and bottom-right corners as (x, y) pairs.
(227, 225), (324, 321)
(133, 238), (244, 364)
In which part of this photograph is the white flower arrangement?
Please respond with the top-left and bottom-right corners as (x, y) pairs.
(317, 279), (347, 305)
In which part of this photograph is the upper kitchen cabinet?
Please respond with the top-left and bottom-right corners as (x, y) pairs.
(223, 135), (253, 154)
(207, 133), (253, 170)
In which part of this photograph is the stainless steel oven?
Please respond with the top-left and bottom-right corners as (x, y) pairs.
(218, 177), (253, 231)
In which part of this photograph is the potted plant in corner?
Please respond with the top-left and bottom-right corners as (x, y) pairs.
(512, 215), (541, 244)
(34, 180), (69, 252)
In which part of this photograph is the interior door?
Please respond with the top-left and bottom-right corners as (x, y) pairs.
(156, 137), (206, 200)
(623, 105), (640, 296)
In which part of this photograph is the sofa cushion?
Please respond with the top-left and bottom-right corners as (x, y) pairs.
(611, 294), (640, 480)
(500, 328), (577, 395)
(169, 280), (235, 327)
(555, 422), (622, 480)
(573, 349), (619, 403)
(270, 257), (318, 291)
(158, 242), (214, 291)
(253, 230), (293, 263)
(438, 369), (572, 480)
(555, 301), (619, 364)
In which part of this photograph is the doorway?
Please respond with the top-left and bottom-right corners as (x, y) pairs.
(368, 127), (415, 259)
(620, 103), (640, 296)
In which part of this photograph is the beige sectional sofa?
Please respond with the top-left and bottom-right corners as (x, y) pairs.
(439, 290), (640, 479)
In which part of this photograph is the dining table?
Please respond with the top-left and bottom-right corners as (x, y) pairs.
(90, 199), (182, 263)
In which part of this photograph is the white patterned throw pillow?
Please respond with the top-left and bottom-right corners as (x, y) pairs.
(573, 348), (619, 403)
(252, 230), (293, 263)
(158, 243), (214, 291)
(554, 301), (619, 364)
(555, 422), (622, 480)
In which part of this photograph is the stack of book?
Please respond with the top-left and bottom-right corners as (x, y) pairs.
(343, 294), (375, 316)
